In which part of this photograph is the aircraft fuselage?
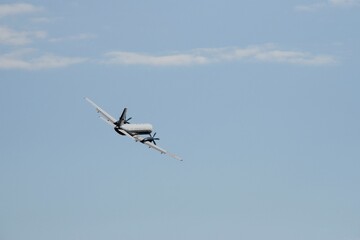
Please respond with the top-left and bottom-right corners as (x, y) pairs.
(115, 123), (153, 136)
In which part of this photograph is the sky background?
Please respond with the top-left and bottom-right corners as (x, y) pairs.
(1, 1), (360, 240)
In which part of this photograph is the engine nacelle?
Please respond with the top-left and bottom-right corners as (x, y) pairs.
(120, 123), (153, 135)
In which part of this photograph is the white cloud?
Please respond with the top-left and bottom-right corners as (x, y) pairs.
(0, 3), (42, 18)
(0, 4), (336, 70)
(0, 4), (89, 70)
(0, 49), (87, 70)
(0, 26), (46, 45)
(104, 51), (209, 66)
(103, 46), (336, 67)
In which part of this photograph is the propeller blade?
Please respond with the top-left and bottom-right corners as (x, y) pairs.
(125, 117), (132, 124)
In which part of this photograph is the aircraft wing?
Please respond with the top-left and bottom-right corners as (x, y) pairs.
(101, 127), (183, 161)
(85, 97), (117, 125)
(132, 135), (183, 161)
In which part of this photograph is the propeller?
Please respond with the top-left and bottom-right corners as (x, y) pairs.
(115, 117), (132, 127)
(124, 117), (132, 124)
(141, 132), (160, 145)
(151, 132), (160, 145)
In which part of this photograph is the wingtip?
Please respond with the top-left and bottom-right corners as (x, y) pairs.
(167, 152), (183, 161)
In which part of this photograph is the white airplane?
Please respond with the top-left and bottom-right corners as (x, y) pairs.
(85, 97), (182, 161)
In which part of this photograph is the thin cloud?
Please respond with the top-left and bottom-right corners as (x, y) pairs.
(0, 49), (87, 70)
(49, 33), (97, 43)
(0, 3), (42, 18)
(103, 46), (336, 67)
(0, 3), (336, 70)
(295, 0), (360, 11)
(295, 3), (326, 12)
(0, 26), (46, 45)
(330, 0), (360, 6)
(31, 17), (52, 23)
(104, 51), (209, 66)
(0, 3), (89, 70)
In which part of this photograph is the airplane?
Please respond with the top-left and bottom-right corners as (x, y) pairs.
(85, 97), (182, 161)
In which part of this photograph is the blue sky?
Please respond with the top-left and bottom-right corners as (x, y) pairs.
(1, 1), (360, 240)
